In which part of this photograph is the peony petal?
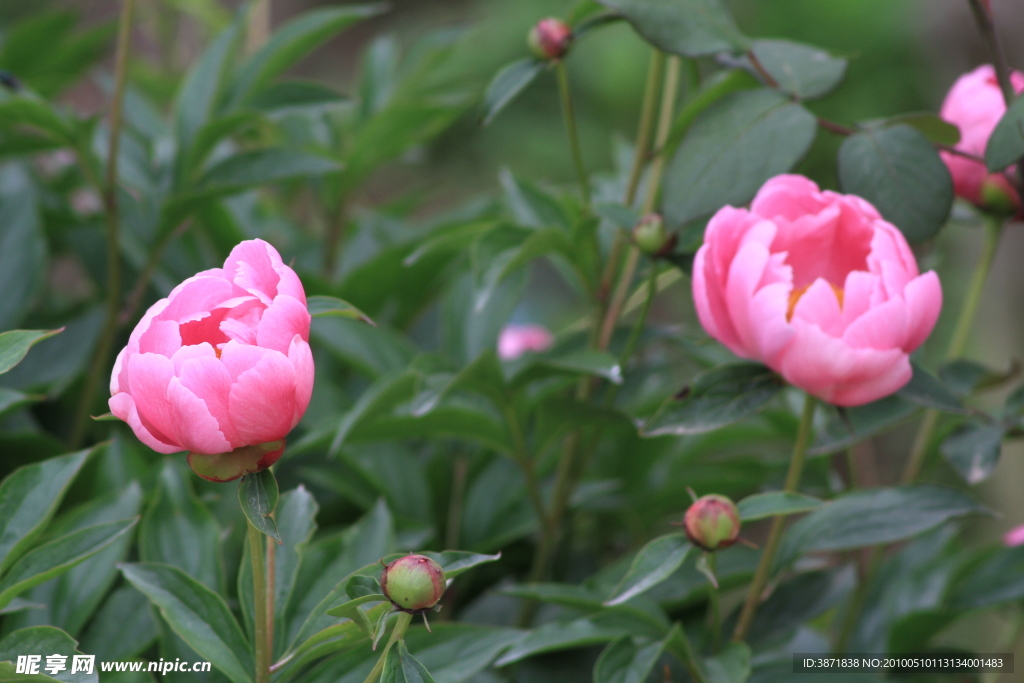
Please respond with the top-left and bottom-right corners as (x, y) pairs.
(746, 281), (794, 365)
(776, 320), (910, 406)
(791, 277), (845, 336)
(901, 271), (943, 352)
(218, 340), (267, 381)
(109, 392), (181, 454)
(725, 240), (773, 358)
(750, 174), (828, 221)
(289, 335), (314, 428)
(126, 353), (179, 449)
(692, 245), (742, 355)
(176, 354), (244, 448)
(228, 350), (297, 445)
(156, 275), (240, 324)
(224, 239), (281, 305)
(256, 295), (311, 353)
(842, 297), (908, 351)
(170, 342), (217, 375)
(110, 347), (127, 395)
(138, 319), (182, 357)
(167, 377), (233, 454)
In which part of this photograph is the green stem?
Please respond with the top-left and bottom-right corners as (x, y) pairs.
(70, 0), (136, 448)
(598, 55), (682, 351)
(618, 264), (658, 371)
(966, 0), (1015, 104)
(247, 520), (270, 683)
(361, 611), (413, 683)
(668, 624), (708, 683)
(732, 393), (817, 642)
(706, 552), (721, 653)
(598, 49), (664, 303)
(555, 61), (590, 207)
(902, 214), (1002, 483)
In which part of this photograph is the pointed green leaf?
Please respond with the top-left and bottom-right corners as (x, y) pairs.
(382, 640), (435, 683)
(308, 295), (375, 326)
(605, 533), (693, 606)
(0, 329), (62, 375)
(238, 469), (281, 543)
(703, 641), (751, 683)
(737, 492), (821, 522)
(897, 361), (967, 413)
(0, 449), (90, 576)
(120, 562), (253, 683)
(0, 518), (138, 611)
(596, 0), (748, 56)
(986, 92), (1024, 172)
(940, 422), (1005, 485)
(481, 59), (544, 126)
(745, 39), (846, 100)
(0, 626), (97, 683)
(594, 634), (668, 683)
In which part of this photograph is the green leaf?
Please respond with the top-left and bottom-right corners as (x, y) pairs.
(809, 394), (917, 455)
(481, 59), (544, 126)
(27, 483), (143, 635)
(642, 363), (783, 436)
(596, 0), (748, 56)
(400, 624), (522, 682)
(226, 4), (386, 108)
(328, 371), (419, 456)
(703, 641), (751, 683)
(940, 422), (1005, 485)
(248, 80), (348, 113)
(886, 112), (960, 146)
(495, 618), (623, 666)
(308, 295), (375, 326)
(79, 585), (157, 661)
(272, 486), (319, 655)
(737, 492), (821, 522)
(779, 485), (987, 567)
(238, 469), (281, 543)
(0, 388), (38, 418)
(837, 124), (954, 242)
(515, 349), (623, 386)
(985, 92), (1024, 171)
(346, 575), (383, 599)
(415, 551), (502, 579)
(897, 362), (967, 413)
(663, 89), (816, 226)
(195, 148), (341, 195)
(372, 610), (393, 651)
(0, 449), (90, 576)
(140, 461), (222, 591)
(119, 563), (253, 683)
(0, 94), (77, 144)
(605, 533), (693, 606)
(0, 626), (97, 683)
(174, 14), (241, 151)
(0, 329), (62, 375)
(948, 546), (1024, 610)
(0, 518), (138, 611)
(382, 640), (435, 683)
(594, 634), (667, 683)
(499, 169), (571, 229)
(746, 39), (846, 100)
(0, 183), (47, 331)
(941, 359), (1019, 397)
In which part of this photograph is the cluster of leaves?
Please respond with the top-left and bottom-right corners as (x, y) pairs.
(2, 0), (1024, 682)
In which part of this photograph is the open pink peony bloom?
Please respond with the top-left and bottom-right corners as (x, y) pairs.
(110, 239), (313, 480)
(939, 64), (1024, 210)
(692, 175), (942, 406)
(1004, 525), (1024, 548)
(497, 324), (554, 360)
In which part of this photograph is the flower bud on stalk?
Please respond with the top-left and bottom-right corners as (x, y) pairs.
(528, 18), (573, 62)
(380, 555), (446, 612)
(980, 176), (1019, 217)
(683, 494), (741, 551)
(632, 213), (673, 256)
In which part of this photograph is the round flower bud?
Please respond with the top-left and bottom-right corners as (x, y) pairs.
(380, 555), (446, 612)
(980, 176), (1019, 217)
(683, 494), (741, 551)
(528, 18), (572, 62)
(633, 213), (669, 255)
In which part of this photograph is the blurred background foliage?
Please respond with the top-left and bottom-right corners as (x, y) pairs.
(2, 0), (1024, 681)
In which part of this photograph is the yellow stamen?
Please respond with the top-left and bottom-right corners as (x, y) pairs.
(787, 282), (844, 321)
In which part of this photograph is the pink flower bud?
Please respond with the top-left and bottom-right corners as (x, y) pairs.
(497, 324), (554, 360)
(939, 65), (1024, 212)
(693, 175), (942, 406)
(380, 555), (446, 612)
(684, 494), (741, 551)
(1003, 524), (1024, 547)
(109, 239), (314, 481)
(528, 18), (572, 61)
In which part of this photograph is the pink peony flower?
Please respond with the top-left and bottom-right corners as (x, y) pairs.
(497, 324), (554, 360)
(692, 175), (942, 406)
(1003, 524), (1024, 547)
(110, 239), (313, 481)
(939, 64), (1024, 210)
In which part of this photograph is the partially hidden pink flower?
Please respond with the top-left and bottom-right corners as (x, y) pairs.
(1003, 524), (1024, 547)
(692, 175), (942, 407)
(498, 324), (554, 360)
(939, 64), (1024, 211)
(109, 239), (313, 481)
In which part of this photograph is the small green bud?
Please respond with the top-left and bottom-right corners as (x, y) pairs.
(683, 494), (741, 551)
(980, 176), (1018, 217)
(380, 554), (446, 612)
(632, 213), (669, 255)
(528, 18), (572, 62)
